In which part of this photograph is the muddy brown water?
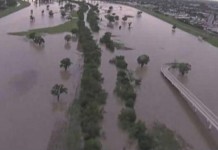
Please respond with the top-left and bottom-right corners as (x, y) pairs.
(97, 2), (218, 150)
(0, 1), (82, 150)
(1, 1), (218, 150)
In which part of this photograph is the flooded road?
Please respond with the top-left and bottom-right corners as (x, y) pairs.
(97, 2), (218, 150)
(0, 1), (81, 150)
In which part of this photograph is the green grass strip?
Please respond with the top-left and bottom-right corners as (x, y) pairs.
(9, 16), (78, 36)
(139, 7), (218, 47)
(119, 2), (218, 48)
(0, 1), (30, 18)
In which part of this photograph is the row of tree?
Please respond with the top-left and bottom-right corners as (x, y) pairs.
(50, 58), (72, 101)
(111, 55), (153, 150)
(69, 2), (107, 150)
(0, 0), (16, 9)
(49, 2), (78, 103)
(87, 4), (100, 32)
(27, 27), (76, 101)
(111, 55), (189, 149)
(110, 56), (190, 150)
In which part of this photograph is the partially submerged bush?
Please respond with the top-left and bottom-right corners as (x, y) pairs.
(27, 32), (36, 40)
(87, 5), (100, 32)
(119, 108), (136, 130)
(109, 56), (127, 69)
(100, 32), (115, 51)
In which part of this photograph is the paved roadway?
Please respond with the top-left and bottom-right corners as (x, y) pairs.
(161, 64), (218, 131)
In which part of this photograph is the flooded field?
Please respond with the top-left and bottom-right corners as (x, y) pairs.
(97, 2), (218, 150)
(1, 1), (218, 150)
(0, 1), (81, 150)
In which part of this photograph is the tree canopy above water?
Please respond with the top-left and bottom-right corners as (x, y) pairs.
(170, 61), (191, 75)
(137, 54), (150, 67)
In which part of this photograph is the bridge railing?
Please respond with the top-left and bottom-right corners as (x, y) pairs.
(161, 64), (218, 131)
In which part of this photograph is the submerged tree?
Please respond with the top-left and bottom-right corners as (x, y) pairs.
(178, 63), (191, 75)
(170, 60), (178, 69)
(107, 15), (115, 23)
(119, 108), (136, 130)
(170, 61), (191, 75)
(46, 5), (49, 10)
(71, 28), (78, 35)
(128, 22), (132, 28)
(122, 16), (128, 22)
(115, 15), (119, 22)
(61, 10), (66, 17)
(100, 32), (115, 51)
(107, 9), (111, 14)
(41, 10), (44, 15)
(51, 84), (68, 101)
(64, 3), (75, 11)
(84, 139), (101, 150)
(30, 15), (35, 22)
(49, 10), (54, 17)
(33, 36), (45, 46)
(60, 58), (72, 71)
(64, 34), (72, 43)
(137, 11), (142, 16)
(27, 33), (45, 46)
(129, 120), (146, 139)
(109, 56), (127, 69)
(137, 55), (150, 67)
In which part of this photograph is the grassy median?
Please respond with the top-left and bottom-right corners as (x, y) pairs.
(0, 1), (30, 18)
(9, 14), (78, 35)
(139, 7), (218, 47)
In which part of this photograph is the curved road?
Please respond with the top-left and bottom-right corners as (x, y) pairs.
(161, 64), (218, 131)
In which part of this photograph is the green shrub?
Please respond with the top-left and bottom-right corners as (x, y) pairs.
(138, 134), (153, 150)
(81, 120), (101, 139)
(125, 98), (135, 108)
(110, 56), (127, 69)
(129, 120), (147, 139)
(84, 138), (102, 150)
(74, 3), (107, 148)
(100, 32), (115, 51)
(87, 5), (100, 32)
(119, 108), (136, 130)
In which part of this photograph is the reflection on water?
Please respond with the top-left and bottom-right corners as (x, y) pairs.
(64, 42), (71, 50)
(9, 70), (38, 95)
(52, 101), (67, 112)
(59, 70), (71, 80)
(30, 41), (46, 50)
(0, 2), (81, 150)
(135, 66), (148, 79)
(98, 2), (218, 150)
(0, 1), (218, 150)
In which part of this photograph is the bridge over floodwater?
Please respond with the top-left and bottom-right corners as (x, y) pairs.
(161, 64), (218, 134)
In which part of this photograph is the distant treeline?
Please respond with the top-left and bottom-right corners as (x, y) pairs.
(0, 0), (17, 8)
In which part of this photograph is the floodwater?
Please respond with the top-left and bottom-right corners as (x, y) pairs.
(97, 2), (218, 150)
(0, 1), (81, 150)
(1, 1), (218, 150)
